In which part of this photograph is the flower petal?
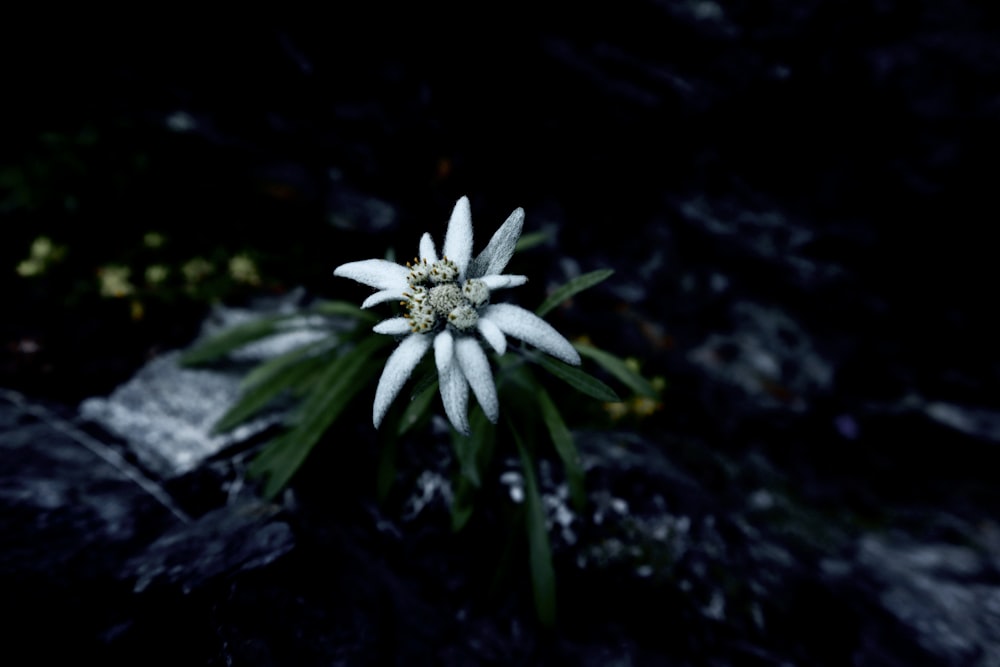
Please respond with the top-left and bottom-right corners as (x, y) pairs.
(419, 232), (437, 263)
(434, 331), (469, 434)
(443, 196), (473, 279)
(456, 337), (499, 423)
(477, 317), (507, 355)
(469, 207), (524, 278)
(439, 363), (470, 435)
(362, 288), (406, 309)
(334, 259), (409, 290)
(482, 303), (581, 365)
(373, 317), (412, 335)
(373, 333), (432, 427)
(434, 330), (454, 372)
(480, 274), (528, 291)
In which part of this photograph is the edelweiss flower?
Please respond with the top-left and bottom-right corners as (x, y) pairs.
(334, 196), (581, 434)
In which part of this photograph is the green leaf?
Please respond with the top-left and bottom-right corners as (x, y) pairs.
(535, 268), (614, 317)
(530, 353), (620, 402)
(574, 343), (659, 398)
(397, 380), (438, 437)
(451, 407), (495, 488)
(450, 475), (476, 532)
(213, 344), (335, 434)
(472, 409), (498, 483)
(513, 426), (556, 627)
(537, 387), (586, 511)
(407, 361), (440, 404)
(309, 299), (379, 324)
(248, 335), (389, 498)
(514, 229), (551, 253)
(241, 338), (334, 390)
(450, 408), (498, 531)
(180, 313), (297, 366)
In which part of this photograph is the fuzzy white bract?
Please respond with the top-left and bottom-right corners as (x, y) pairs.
(334, 196), (581, 434)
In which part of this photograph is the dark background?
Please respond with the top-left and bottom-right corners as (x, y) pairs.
(4, 5), (998, 403)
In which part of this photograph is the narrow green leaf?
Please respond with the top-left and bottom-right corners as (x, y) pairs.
(531, 353), (621, 402)
(245, 430), (310, 500)
(309, 299), (379, 324)
(397, 380), (438, 436)
(213, 347), (334, 434)
(513, 426), (556, 627)
(451, 407), (495, 488)
(241, 338), (334, 390)
(407, 362), (440, 405)
(451, 415), (478, 487)
(537, 387), (586, 510)
(472, 409), (497, 484)
(514, 229), (551, 253)
(535, 268), (614, 317)
(180, 313), (296, 366)
(248, 335), (388, 497)
(287, 335), (389, 428)
(451, 409), (497, 532)
(451, 475), (476, 532)
(574, 343), (659, 398)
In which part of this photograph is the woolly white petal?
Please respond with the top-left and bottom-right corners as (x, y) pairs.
(362, 288), (406, 309)
(433, 330), (454, 373)
(443, 196), (473, 278)
(373, 317), (413, 335)
(456, 337), (499, 423)
(483, 303), (581, 365)
(476, 317), (507, 355)
(373, 334), (432, 427)
(419, 232), (437, 263)
(434, 334), (469, 435)
(480, 274), (528, 291)
(434, 331), (470, 434)
(334, 259), (409, 290)
(440, 364), (470, 435)
(469, 207), (524, 279)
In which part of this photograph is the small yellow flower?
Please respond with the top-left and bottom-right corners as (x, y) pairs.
(143, 231), (166, 248)
(16, 236), (66, 277)
(228, 254), (261, 285)
(182, 257), (214, 284)
(145, 264), (169, 285)
(98, 265), (135, 298)
(16, 259), (44, 277)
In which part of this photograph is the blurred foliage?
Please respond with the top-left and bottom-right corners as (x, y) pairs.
(0, 118), (339, 400)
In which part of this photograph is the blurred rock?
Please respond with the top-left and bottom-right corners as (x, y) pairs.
(79, 352), (263, 478)
(0, 388), (300, 663)
(79, 291), (321, 478)
(0, 389), (187, 570)
(848, 534), (1000, 666)
(123, 501), (293, 595)
(688, 300), (833, 413)
(0, 389), (183, 658)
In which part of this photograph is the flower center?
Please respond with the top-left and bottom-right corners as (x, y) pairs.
(402, 258), (488, 333)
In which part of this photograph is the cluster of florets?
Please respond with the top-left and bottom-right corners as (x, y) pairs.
(401, 257), (489, 334)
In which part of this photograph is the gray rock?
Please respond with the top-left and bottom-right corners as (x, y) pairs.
(854, 534), (1000, 666)
(0, 388), (187, 580)
(124, 501), (294, 595)
(79, 352), (261, 478)
(79, 292), (325, 478)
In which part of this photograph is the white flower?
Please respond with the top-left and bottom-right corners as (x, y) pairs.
(334, 196), (581, 434)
